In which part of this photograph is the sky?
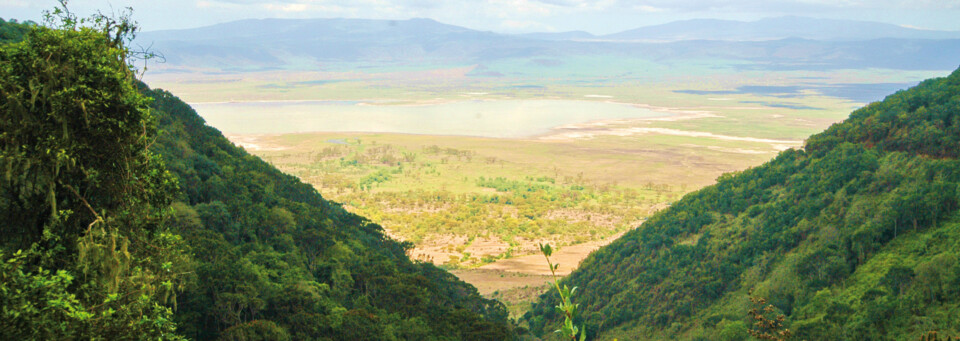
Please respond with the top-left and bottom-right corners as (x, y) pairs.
(2, 0), (960, 34)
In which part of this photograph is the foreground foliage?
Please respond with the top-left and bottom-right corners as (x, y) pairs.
(540, 243), (587, 341)
(525, 68), (960, 340)
(0, 13), (185, 339)
(1, 10), (517, 340)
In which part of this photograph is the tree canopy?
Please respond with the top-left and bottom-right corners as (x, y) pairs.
(0, 9), (186, 339)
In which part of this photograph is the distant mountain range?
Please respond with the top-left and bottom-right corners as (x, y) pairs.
(602, 16), (960, 42)
(136, 16), (960, 72)
(516, 30), (596, 41)
(137, 18), (545, 69)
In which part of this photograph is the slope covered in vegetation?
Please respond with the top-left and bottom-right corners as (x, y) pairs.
(147, 84), (515, 340)
(0, 13), (516, 341)
(1, 15), (191, 339)
(0, 18), (34, 44)
(525, 67), (960, 340)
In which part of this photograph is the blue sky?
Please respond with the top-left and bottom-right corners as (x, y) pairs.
(2, 0), (960, 34)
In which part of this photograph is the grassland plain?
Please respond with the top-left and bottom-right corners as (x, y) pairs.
(147, 59), (948, 317)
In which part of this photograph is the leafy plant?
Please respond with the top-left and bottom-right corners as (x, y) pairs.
(540, 242), (587, 341)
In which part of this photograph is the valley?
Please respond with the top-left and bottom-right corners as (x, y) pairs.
(5, 8), (960, 339)
(154, 64), (932, 317)
(138, 35), (952, 318)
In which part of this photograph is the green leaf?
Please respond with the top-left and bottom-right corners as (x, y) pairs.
(540, 243), (553, 257)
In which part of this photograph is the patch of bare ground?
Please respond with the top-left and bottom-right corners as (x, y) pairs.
(541, 126), (803, 148)
(464, 236), (510, 259)
(450, 269), (553, 318)
(226, 134), (286, 151)
(447, 231), (629, 317)
(479, 231), (627, 276)
(450, 269), (552, 296)
(406, 234), (468, 264)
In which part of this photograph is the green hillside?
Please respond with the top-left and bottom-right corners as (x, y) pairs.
(147, 84), (515, 340)
(524, 67), (960, 340)
(0, 14), (516, 340)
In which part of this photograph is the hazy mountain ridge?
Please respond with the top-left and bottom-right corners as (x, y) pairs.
(140, 17), (477, 42)
(516, 30), (596, 41)
(138, 17), (535, 67)
(603, 16), (960, 42)
(633, 37), (960, 70)
(137, 16), (960, 72)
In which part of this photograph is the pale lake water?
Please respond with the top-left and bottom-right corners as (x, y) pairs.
(190, 100), (668, 138)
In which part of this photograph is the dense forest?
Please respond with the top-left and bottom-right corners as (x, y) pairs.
(0, 18), (34, 44)
(0, 14), (517, 340)
(525, 67), (960, 340)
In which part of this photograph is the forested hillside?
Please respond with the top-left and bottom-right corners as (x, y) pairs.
(0, 13), (516, 340)
(147, 84), (515, 340)
(525, 68), (960, 340)
(0, 18), (34, 43)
